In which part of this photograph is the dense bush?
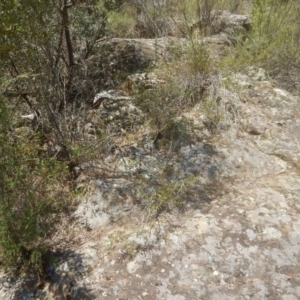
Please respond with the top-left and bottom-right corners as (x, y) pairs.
(221, 0), (300, 87)
(0, 99), (70, 274)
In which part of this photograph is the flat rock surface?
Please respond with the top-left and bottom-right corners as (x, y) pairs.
(68, 77), (300, 300)
(1, 75), (300, 299)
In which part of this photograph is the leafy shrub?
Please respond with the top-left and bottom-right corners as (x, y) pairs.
(0, 99), (69, 274)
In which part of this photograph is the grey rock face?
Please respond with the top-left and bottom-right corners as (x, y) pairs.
(5, 76), (300, 300)
(62, 74), (300, 299)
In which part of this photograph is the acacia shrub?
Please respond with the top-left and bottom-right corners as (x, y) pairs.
(0, 98), (69, 274)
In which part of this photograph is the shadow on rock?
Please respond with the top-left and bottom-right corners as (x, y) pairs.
(3, 250), (96, 300)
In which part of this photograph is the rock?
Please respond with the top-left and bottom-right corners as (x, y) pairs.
(86, 38), (169, 90)
(20, 113), (36, 121)
(64, 73), (299, 299)
(188, 11), (251, 59)
(86, 23), (249, 95)
(240, 112), (268, 135)
(250, 67), (267, 81)
(74, 179), (136, 230)
(192, 10), (250, 41)
(83, 122), (96, 135)
(93, 90), (131, 108)
(124, 72), (165, 94)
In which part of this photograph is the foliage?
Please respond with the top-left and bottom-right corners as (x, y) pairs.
(124, 0), (251, 38)
(134, 40), (211, 138)
(0, 0), (131, 273)
(143, 176), (197, 218)
(105, 4), (137, 37)
(0, 0), (122, 119)
(0, 98), (69, 273)
(220, 0), (300, 83)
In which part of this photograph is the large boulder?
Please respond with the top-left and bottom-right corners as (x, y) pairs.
(192, 10), (251, 43)
(86, 38), (168, 87)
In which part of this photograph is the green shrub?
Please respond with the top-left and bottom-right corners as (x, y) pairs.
(106, 5), (137, 37)
(0, 99), (68, 274)
(133, 39), (215, 145)
(142, 176), (197, 218)
(220, 0), (300, 82)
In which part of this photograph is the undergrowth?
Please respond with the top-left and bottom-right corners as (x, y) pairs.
(133, 40), (218, 144)
(1, 0), (300, 276)
(0, 100), (71, 275)
(140, 176), (198, 218)
(220, 0), (300, 87)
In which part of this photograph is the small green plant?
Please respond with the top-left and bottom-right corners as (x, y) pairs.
(143, 176), (197, 217)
